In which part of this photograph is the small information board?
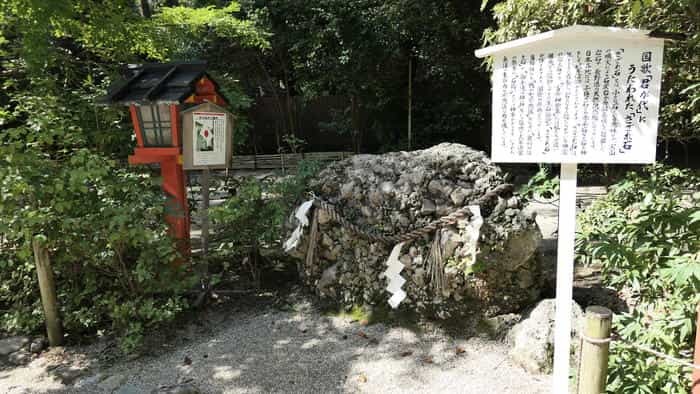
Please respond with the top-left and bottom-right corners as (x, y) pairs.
(182, 102), (234, 170)
(476, 25), (668, 393)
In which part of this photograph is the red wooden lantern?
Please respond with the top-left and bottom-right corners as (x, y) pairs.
(101, 61), (228, 258)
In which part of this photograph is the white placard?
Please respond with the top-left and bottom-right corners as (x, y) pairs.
(490, 41), (663, 163)
(192, 111), (227, 166)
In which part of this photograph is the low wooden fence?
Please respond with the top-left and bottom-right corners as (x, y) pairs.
(231, 151), (354, 170)
(578, 305), (700, 394)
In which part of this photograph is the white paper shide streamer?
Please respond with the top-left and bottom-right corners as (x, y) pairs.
(283, 199), (314, 252)
(382, 242), (406, 309)
(463, 206), (484, 266)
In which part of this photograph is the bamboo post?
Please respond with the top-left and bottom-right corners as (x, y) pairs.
(692, 303), (700, 394)
(577, 306), (612, 394)
(32, 236), (63, 346)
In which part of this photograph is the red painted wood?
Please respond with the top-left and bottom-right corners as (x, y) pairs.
(170, 104), (180, 147)
(160, 156), (190, 258)
(129, 105), (144, 147)
(127, 145), (189, 259)
(196, 77), (217, 95)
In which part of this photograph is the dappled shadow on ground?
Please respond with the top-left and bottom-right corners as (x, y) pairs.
(73, 290), (549, 394)
(0, 284), (549, 393)
(1, 258), (550, 394)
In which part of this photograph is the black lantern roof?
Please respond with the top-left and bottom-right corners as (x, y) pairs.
(101, 61), (214, 105)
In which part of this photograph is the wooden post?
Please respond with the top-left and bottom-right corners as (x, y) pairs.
(32, 237), (62, 346)
(200, 168), (210, 257)
(692, 303), (700, 394)
(553, 162), (578, 392)
(407, 57), (413, 150)
(578, 306), (612, 394)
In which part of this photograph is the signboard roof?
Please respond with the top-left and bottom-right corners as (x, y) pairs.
(475, 25), (664, 58)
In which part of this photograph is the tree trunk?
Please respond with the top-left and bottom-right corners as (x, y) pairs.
(255, 54), (288, 136)
(139, 0), (151, 18)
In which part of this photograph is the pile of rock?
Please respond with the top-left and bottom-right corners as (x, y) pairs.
(286, 143), (544, 319)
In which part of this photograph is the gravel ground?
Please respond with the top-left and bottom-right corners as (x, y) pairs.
(0, 294), (550, 394)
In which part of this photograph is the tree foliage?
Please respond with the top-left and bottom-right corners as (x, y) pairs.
(236, 0), (494, 151)
(483, 0), (700, 146)
(577, 166), (700, 393)
(0, 0), (266, 350)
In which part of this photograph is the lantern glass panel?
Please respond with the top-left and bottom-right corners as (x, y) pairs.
(137, 105), (172, 147)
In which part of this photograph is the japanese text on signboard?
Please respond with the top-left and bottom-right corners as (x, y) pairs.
(491, 43), (663, 163)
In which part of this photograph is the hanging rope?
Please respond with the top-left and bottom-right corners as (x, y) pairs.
(310, 183), (513, 245)
(303, 208), (320, 281)
(299, 182), (513, 306)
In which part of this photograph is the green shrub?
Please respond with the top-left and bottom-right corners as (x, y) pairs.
(210, 160), (323, 265)
(518, 164), (560, 201)
(0, 147), (195, 352)
(577, 165), (700, 393)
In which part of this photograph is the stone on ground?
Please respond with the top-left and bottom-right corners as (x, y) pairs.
(507, 299), (584, 374)
(286, 143), (543, 319)
(0, 336), (30, 356)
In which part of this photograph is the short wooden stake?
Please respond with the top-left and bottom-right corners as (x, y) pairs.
(32, 237), (63, 347)
(577, 306), (612, 394)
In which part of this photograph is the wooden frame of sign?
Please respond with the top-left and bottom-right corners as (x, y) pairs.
(182, 102), (234, 171)
(476, 25), (668, 393)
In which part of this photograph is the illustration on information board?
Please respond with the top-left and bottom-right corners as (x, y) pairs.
(195, 120), (215, 152)
(192, 111), (226, 166)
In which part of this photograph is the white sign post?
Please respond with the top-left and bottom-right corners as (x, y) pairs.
(476, 25), (667, 393)
(181, 102), (234, 263)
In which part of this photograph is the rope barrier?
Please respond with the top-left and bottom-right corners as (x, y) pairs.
(578, 332), (700, 370)
(612, 338), (700, 371)
(310, 183), (513, 245)
(580, 333), (613, 345)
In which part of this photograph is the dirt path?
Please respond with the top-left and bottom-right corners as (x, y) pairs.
(0, 294), (550, 394)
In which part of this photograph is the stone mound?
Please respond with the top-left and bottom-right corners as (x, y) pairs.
(286, 143), (544, 319)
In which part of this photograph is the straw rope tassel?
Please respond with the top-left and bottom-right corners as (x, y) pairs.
(304, 208), (320, 280)
(429, 229), (446, 294)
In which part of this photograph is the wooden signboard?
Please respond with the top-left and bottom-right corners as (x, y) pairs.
(182, 102), (234, 170)
(476, 25), (668, 393)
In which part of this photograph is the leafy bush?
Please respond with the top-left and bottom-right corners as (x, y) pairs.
(0, 0), (271, 353)
(577, 165), (700, 393)
(210, 160), (323, 272)
(518, 164), (560, 201)
(0, 148), (195, 351)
